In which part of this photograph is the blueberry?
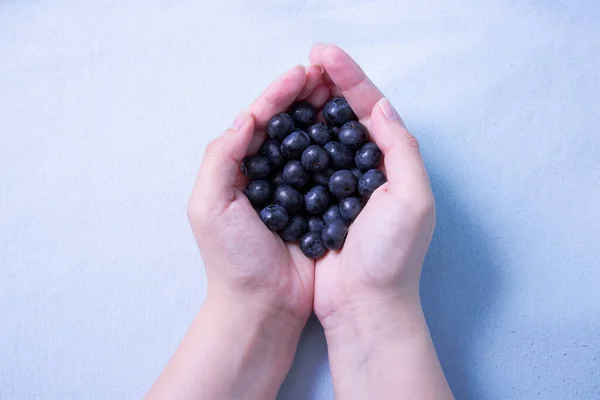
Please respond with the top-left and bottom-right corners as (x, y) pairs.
(243, 180), (272, 208)
(290, 101), (317, 127)
(324, 141), (354, 169)
(322, 204), (343, 225)
(350, 168), (364, 180)
(312, 167), (335, 186)
(339, 196), (362, 222)
(280, 130), (310, 159)
(259, 139), (285, 167)
(267, 113), (295, 141)
(355, 142), (383, 171)
(273, 184), (304, 213)
(307, 123), (332, 145)
(329, 170), (358, 198)
(322, 220), (348, 250)
(271, 170), (285, 186)
(331, 126), (340, 139)
(358, 169), (387, 198)
(241, 155), (271, 179)
(307, 217), (325, 233)
(304, 185), (331, 215)
(282, 160), (310, 188)
(279, 215), (307, 241)
(299, 232), (327, 259)
(323, 97), (357, 127)
(301, 145), (330, 172)
(259, 204), (289, 231)
(338, 121), (368, 151)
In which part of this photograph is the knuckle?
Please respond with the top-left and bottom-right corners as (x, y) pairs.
(186, 198), (201, 222)
(204, 138), (222, 157)
(406, 191), (435, 222)
(404, 131), (421, 151)
(187, 196), (210, 226)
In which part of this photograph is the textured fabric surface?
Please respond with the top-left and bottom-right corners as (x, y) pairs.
(1, 1), (598, 399)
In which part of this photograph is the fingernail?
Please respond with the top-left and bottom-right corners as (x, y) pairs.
(232, 111), (249, 130)
(378, 97), (401, 121)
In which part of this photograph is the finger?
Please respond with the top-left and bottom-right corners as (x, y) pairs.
(192, 111), (255, 208)
(246, 66), (307, 154)
(310, 43), (383, 121)
(309, 45), (341, 97)
(248, 65), (307, 130)
(297, 65), (323, 100)
(305, 83), (331, 109)
(369, 98), (430, 196)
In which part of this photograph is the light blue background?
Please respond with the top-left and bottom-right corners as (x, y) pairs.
(1, 1), (599, 399)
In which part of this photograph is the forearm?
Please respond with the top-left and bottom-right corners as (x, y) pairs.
(146, 296), (305, 400)
(323, 296), (453, 400)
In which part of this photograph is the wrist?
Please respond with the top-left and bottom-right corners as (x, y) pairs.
(186, 295), (305, 399)
(205, 285), (310, 334)
(319, 296), (452, 400)
(320, 293), (427, 346)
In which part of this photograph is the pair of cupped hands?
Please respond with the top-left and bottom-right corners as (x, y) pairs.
(187, 44), (435, 335)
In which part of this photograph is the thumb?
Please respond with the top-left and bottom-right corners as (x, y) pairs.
(369, 98), (431, 196)
(191, 111), (255, 210)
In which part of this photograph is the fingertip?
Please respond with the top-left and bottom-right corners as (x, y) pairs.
(248, 65), (307, 129)
(298, 65), (324, 100)
(378, 98), (406, 127)
(369, 100), (396, 152)
(224, 110), (256, 160)
(309, 42), (326, 64)
(232, 110), (252, 130)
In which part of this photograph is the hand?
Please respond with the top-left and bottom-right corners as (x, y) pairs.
(312, 44), (435, 328)
(187, 65), (328, 328)
(310, 44), (452, 400)
(147, 66), (332, 400)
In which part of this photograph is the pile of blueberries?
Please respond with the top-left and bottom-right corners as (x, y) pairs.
(241, 97), (386, 259)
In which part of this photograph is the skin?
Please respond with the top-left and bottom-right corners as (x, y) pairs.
(146, 44), (453, 400)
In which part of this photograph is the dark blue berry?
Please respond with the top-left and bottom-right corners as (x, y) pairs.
(282, 160), (310, 188)
(290, 101), (317, 127)
(243, 180), (272, 208)
(323, 97), (357, 127)
(329, 170), (358, 198)
(271, 171), (285, 186)
(280, 130), (310, 159)
(324, 141), (354, 169)
(259, 139), (285, 167)
(279, 215), (307, 241)
(301, 145), (330, 172)
(299, 232), (327, 259)
(322, 204), (343, 225)
(273, 184), (303, 213)
(307, 217), (325, 233)
(241, 155), (271, 179)
(350, 168), (364, 180)
(339, 196), (362, 222)
(358, 169), (387, 198)
(322, 220), (348, 250)
(259, 204), (289, 231)
(355, 142), (383, 171)
(331, 126), (340, 139)
(338, 121), (368, 151)
(267, 113), (295, 141)
(304, 185), (331, 215)
(307, 123), (332, 145)
(312, 167), (335, 186)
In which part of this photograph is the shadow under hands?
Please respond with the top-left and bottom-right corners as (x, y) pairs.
(277, 315), (330, 400)
(421, 167), (503, 400)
